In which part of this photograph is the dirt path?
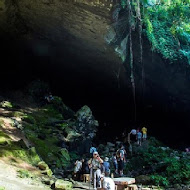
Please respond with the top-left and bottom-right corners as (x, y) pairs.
(0, 160), (51, 190)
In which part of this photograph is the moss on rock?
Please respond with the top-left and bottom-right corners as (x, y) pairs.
(0, 131), (11, 146)
(55, 179), (72, 190)
(38, 161), (49, 170)
(0, 144), (41, 166)
(0, 101), (13, 108)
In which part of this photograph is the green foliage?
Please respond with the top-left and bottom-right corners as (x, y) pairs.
(0, 119), (4, 126)
(17, 169), (33, 178)
(125, 139), (190, 187)
(69, 151), (80, 161)
(164, 157), (190, 184)
(22, 115), (36, 124)
(143, 0), (190, 63)
(43, 104), (63, 120)
(0, 144), (41, 165)
(12, 111), (26, 118)
(60, 148), (70, 161)
(121, 0), (127, 8)
(117, 0), (190, 63)
(21, 96), (76, 169)
(0, 130), (11, 146)
(51, 96), (74, 119)
(150, 174), (169, 186)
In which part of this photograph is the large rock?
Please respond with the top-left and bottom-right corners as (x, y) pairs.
(42, 168), (53, 177)
(38, 161), (53, 177)
(135, 175), (151, 185)
(69, 105), (99, 154)
(55, 179), (72, 190)
(107, 142), (115, 147)
(38, 161), (49, 170)
(76, 105), (99, 137)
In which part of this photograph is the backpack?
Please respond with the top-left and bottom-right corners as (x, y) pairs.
(116, 149), (121, 161)
(120, 149), (125, 159)
(116, 149), (125, 161)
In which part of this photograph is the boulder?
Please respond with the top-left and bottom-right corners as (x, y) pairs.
(102, 147), (110, 154)
(173, 184), (182, 190)
(116, 141), (122, 146)
(135, 175), (151, 185)
(38, 161), (49, 170)
(160, 147), (170, 151)
(0, 101), (13, 108)
(55, 179), (72, 190)
(110, 148), (116, 152)
(53, 168), (64, 177)
(107, 142), (115, 147)
(46, 169), (53, 177)
(41, 176), (55, 185)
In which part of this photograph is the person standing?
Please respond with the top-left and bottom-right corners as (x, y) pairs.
(137, 131), (142, 146)
(141, 127), (147, 141)
(74, 159), (82, 181)
(103, 157), (110, 177)
(130, 128), (137, 142)
(88, 152), (103, 190)
(112, 153), (118, 175)
(116, 145), (126, 176)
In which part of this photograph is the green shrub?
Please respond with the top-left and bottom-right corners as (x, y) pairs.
(116, 0), (190, 64)
(124, 139), (190, 187)
(150, 174), (169, 187)
(22, 115), (36, 124)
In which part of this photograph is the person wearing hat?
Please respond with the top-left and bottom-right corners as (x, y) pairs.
(103, 157), (110, 177)
(88, 151), (103, 190)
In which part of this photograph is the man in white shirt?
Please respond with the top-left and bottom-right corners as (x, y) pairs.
(88, 152), (103, 190)
(130, 129), (137, 142)
(74, 160), (82, 180)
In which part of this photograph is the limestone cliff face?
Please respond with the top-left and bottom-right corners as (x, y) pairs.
(0, 0), (124, 87)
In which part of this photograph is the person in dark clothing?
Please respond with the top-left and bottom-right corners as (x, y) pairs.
(116, 145), (126, 176)
(81, 158), (90, 182)
(81, 158), (90, 174)
(112, 153), (118, 174)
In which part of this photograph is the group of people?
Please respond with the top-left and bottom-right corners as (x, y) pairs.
(73, 158), (90, 181)
(73, 144), (127, 190)
(129, 127), (147, 146)
(73, 127), (148, 189)
(74, 151), (115, 190)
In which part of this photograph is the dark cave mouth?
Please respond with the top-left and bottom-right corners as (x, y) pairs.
(0, 37), (189, 150)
